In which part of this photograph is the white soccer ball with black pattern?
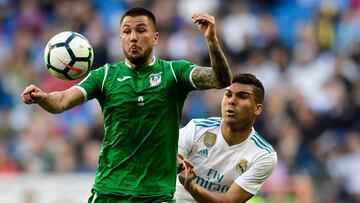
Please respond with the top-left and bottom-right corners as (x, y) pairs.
(44, 31), (94, 80)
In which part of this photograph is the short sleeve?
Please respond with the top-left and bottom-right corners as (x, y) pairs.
(75, 64), (108, 102)
(170, 60), (199, 91)
(178, 119), (196, 157)
(234, 152), (277, 195)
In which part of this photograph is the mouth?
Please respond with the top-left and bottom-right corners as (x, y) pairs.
(225, 109), (236, 117)
(130, 45), (141, 53)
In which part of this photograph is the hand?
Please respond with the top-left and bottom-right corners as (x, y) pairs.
(178, 157), (197, 192)
(178, 154), (194, 173)
(21, 84), (47, 104)
(178, 154), (185, 173)
(192, 12), (217, 41)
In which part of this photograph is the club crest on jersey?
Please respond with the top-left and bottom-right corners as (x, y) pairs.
(236, 159), (248, 174)
(203, 131), (217, 147)
(149, 72), (162, 87)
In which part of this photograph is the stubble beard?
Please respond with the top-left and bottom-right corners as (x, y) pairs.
(125, 47), (153, 67)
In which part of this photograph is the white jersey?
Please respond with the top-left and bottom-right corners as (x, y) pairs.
(175, 117), (277, 202)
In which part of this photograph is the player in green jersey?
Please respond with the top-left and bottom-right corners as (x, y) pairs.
(21, 7), (232, 202)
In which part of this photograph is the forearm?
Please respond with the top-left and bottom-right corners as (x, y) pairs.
(22, 85), (83, 113)
(37, 91), (68, 114)
(187, 183), (230, 203)
(207, 38), (232, 88)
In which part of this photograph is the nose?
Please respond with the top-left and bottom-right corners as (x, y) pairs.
(228, 95), (236, 106)
(130, 31), (137, 42)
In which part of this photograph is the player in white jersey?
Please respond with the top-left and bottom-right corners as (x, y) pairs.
(176, 73), (277, 203)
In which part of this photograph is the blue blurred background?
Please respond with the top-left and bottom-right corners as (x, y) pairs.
(1, 0), (360, 202)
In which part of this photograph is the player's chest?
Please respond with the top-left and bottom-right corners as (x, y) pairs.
(104, 70), (173, 106)
(114, 69), (166, 91)
(190, 138), (253, 183)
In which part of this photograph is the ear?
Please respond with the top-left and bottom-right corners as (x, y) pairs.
(254, 104), (263, 116)
(153, 32), (159, 45)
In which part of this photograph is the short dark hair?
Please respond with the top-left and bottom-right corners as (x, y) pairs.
(120, 7), (156, 29)
(232, 73), (264, 104)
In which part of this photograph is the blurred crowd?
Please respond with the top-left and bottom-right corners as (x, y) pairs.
(1, 0), (360, 202)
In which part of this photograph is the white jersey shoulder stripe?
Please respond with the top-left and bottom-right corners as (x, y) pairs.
(254, 132), (274, 152)
(194, 118), (221, 127)
(195, 123), (221, 128)
(207, 117), (223, 121)
(194, 117), (222, 123)
(77, 71), (91, 85)
(169, 62), (178, 83)
(101, 64), (109, 92)
(251, 136), (273, 153)
(194, 119), (221, 125)
(251, 137), (272, 153)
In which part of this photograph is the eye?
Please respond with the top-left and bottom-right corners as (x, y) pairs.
(137, 28), (146, 33)
(224, 90), (232, 98)
(122, 29), (131, 34)
(236, 93), (250, 100)
(238, 94), (247, 99)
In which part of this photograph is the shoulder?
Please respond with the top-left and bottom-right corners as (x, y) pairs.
(93, 61), (127, 75)
(249, 130), (276, 156)
(191, 117), (222, 137)
(161, 59), (190, 64)
(183, 117), (222, 133)
(162, 59), (197, 68)
(90, 62), (116, 72)
(192, 117), (222, 128)
(82, 62), (125, 85)
(108, 61), (125, 69)
(182, 117), (221, 145)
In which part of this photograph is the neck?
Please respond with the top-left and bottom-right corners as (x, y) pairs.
(126, 55), (155, 67)
(221, 122), (253, 146)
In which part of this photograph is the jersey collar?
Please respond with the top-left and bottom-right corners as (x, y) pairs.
(220, 124), (255, 148)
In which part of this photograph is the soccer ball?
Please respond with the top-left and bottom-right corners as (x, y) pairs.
(44, 31), (94, 80)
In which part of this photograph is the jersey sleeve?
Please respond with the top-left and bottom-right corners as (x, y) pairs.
(75, 64), (108, 102)
(234, 152), (277, 195)
(170, 60), (199, 91)
(178, 119), (196, 157)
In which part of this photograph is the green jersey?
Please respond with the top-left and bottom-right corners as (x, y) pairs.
(76, 57), (197, 199)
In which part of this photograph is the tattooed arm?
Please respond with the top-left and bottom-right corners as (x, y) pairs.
(191, 12), (232, 89)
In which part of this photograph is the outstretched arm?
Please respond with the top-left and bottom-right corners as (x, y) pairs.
(21, 84), (84, 114)
(191, 12), (232, 89)
(179, 165), (253, 203)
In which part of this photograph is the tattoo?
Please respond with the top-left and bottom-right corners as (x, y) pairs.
(192, 41), (232, 89)
(192, 67), (221, 89)
(207, 42), (232, 88)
